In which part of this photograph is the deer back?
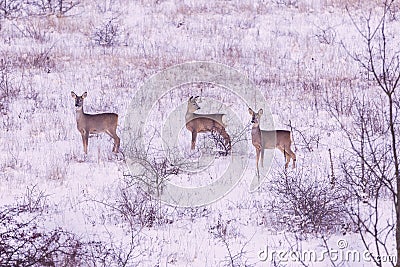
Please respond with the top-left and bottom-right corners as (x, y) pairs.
(261, 130), (291, 149)
(78, 113), (118, 133)
(186, 113), (226, 132)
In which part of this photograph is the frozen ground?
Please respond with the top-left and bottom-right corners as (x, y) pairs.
(0, 0), (399, 266)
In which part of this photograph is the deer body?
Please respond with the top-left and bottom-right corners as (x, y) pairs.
(71, 92), (120, 154)
(249, 108), (296, 174)
(185, 96), (231, 152)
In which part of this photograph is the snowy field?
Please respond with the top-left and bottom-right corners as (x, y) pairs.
(1, 0), (399, 266)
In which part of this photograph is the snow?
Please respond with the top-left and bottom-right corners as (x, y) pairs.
(0, 0), (398, 266)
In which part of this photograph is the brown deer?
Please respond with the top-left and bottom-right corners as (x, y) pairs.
(249, 108), (296, 174)
(71, 91), (120, 154)
(185, 96), (231, 153)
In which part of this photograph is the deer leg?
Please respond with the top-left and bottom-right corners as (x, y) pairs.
(81, 130), (88, 154)
(282, 145), (296, 169)
(285, 146), (297, 169)
(285, 152), (290, 169)
(106, 129), (120, 153)
(114, 134), (120, 153)
(286, 147), (296, 168)
(260, 147), (265, 168)
(255, 147), (260, 177)
(277, 146), (289, 169)
(191, 131), (197, 150)
(218, 127), (231, 155)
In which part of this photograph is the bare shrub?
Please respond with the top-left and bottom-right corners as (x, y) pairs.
(322, 79), (356, 117)
(92, 18), (121, 50)
(21, 185), (49, 213)
(0, 59), (21, 114)
(301, 80), (323, 112)
(0, 205), (84, 266)
(285, 120), (320, 152)
(117, 187), (172, 228)
(268, 167), (350, 235)
(315, 26), (336, 45)
(207, 130), (231, 156)
(274, 0), (298, 8)
(9, 46), (55, 72)
(26, 0), (80, 16)
(0, 0), (23, 18)
(46, 163), (68, 180)
(0, 203), (141, 266)
(84, 186), (164, 265)
(388, 1), (400, 21)
(0, 0), (80, 18)
(14, 20), (50, 43)
(123, 139), (183, 197)
(209, 214), (250, 266)
(207, 123), (248, 156)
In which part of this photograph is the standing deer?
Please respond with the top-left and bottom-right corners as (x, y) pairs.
(185, 96), (231, 153)
(249, 108), (296, 174)
(71, 91), (120, 154)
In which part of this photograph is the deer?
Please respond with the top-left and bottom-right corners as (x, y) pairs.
(248, 108), (296, 175)
(71, 91), (120, 154)
(185, 96), (231, 154)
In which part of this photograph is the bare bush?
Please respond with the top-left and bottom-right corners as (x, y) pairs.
(274, 0), (298, 8)
(207, 130), (231, 156)
(0, 205), (83, 266)
(117, 187), (172, 228)
(14, 20), (50, 43)
(209, 214), (250, 267)
(387, 1), (400, 21)
(285, 120), (320, 152)
(0, 59), (21, 114)
(26, 0), (80, 16)
(0, 0), (80, 18)
(0, 0), (23, 18)
(125, 155), (180, 197)
(0, 201), (147, 266)
(21, 185), (49, 213)
(207, 123), (249, 156)
(93, 18), (121, 50)
(315, 26), (336, 45)
(268, 167), (350, 235)
(123, 137), (186, 197)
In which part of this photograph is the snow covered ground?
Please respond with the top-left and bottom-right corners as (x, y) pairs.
(0, 0), (398, 266)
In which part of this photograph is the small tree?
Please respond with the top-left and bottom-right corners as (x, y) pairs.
(327, 1), (400, 265)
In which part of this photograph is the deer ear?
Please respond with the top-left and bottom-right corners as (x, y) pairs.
(248, 108), (254, 115)
(189, 96), (193, 101)
(71, 91), (77, 98)
(258, 109), (263, 115)
(82, 92), (88, 98)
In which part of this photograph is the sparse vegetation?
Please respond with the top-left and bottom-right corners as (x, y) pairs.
(93, 18), (121, 50)
(268, 167), (350, 235)
(0, 0), (398, 265)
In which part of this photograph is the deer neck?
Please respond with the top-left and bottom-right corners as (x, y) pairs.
(185, 109), (195, 122)
(76, 106), (86, 123)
